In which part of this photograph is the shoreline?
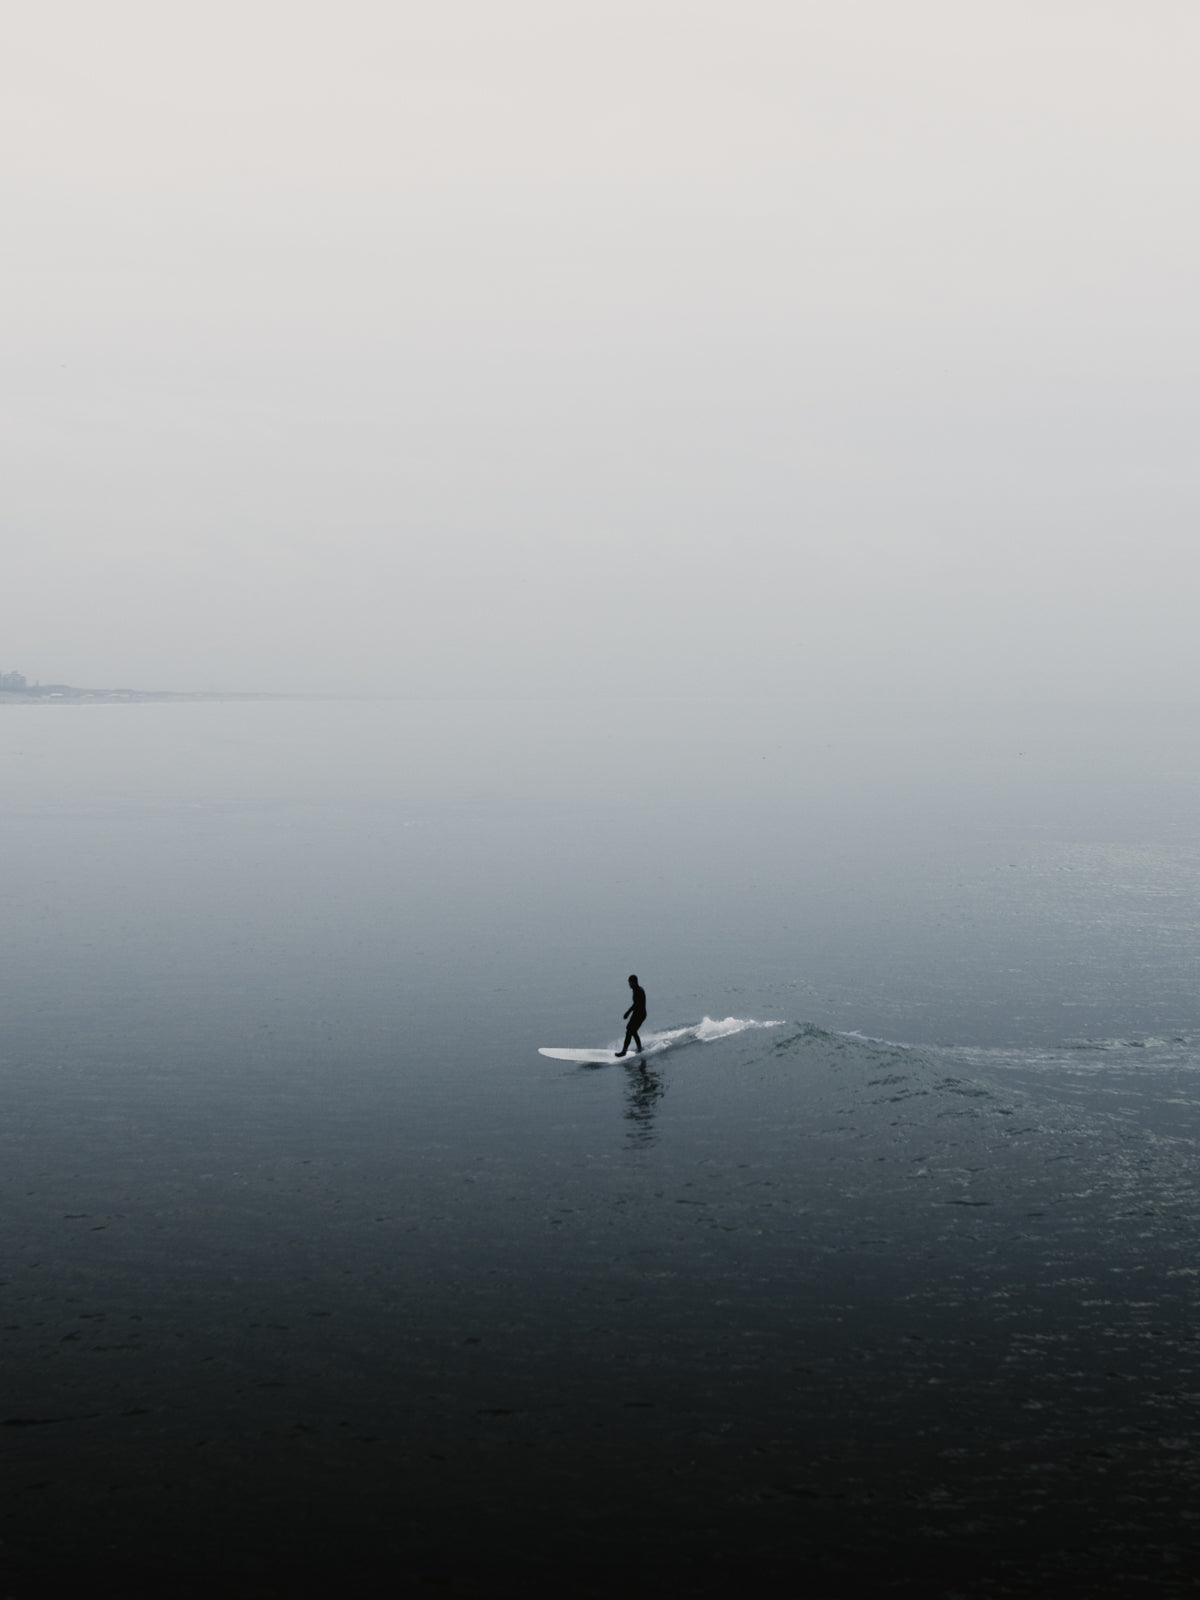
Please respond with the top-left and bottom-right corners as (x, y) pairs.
(0, 688), (300, 705)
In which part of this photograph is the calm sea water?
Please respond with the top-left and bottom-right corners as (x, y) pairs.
(4, 698), (1200, 1595)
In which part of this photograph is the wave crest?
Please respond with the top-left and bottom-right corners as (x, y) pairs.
(636, 1016), (782, 1054)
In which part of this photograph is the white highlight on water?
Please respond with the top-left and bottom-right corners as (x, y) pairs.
(625, 1016), (783, 1055)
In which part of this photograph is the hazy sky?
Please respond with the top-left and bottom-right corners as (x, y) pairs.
(6, 1), (1199, 697)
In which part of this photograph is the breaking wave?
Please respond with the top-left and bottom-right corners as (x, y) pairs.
(628, 1016), (783, 1056)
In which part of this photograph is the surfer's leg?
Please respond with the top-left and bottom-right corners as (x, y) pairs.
(633, 1029), (642, 1052)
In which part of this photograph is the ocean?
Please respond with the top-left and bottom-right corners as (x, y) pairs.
(3, 697), (1200, 1596)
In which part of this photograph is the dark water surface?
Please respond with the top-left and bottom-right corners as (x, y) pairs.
(4, 699), (1200, 1595)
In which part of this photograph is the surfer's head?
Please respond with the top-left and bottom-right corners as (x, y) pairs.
(628, 973), (638, 986)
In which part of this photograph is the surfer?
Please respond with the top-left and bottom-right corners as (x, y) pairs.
(615, 974), (647, 1057)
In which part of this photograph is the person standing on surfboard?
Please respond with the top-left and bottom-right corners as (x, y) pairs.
(615, 974), (647, 1057)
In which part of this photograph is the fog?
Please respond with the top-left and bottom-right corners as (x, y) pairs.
(7, 1), (1199, 698)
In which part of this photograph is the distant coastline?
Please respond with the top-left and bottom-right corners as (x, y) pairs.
(0, 685), (291, 705)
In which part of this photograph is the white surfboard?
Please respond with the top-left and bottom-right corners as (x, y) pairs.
(538, 1046), (625, 1065)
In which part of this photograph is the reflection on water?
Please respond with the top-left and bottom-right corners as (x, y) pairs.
(622, 1058), (665, 1147)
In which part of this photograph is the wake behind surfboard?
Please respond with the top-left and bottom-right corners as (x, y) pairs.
(539, 1017), (782, 1066)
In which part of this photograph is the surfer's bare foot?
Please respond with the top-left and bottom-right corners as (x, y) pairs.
(614, 1050), (627, 1057)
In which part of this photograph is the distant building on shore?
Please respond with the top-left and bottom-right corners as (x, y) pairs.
(0, 671), (27, 689)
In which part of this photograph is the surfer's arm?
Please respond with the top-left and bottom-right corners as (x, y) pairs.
(623, 1005), (632, 1019)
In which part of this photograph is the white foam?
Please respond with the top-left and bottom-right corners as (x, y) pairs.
(635, 1016), (783, 1053)
(696, 1015), (783, 1042)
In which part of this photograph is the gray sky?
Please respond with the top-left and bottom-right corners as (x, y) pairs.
(6, 1), (1199, 698)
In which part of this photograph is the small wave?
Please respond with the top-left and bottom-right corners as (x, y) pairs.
(838, 1029), (915, 1051)
(768, 1023), (917, 1060)
(635, 1016), (783, 1055)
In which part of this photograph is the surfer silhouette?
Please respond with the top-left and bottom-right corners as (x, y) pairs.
(615, 974), (647, 1057)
